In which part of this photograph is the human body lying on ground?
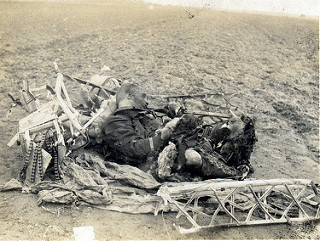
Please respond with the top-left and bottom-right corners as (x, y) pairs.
(84, 83), (257, 182)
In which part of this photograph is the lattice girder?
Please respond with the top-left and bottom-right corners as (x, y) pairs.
(157, 179), (320, 234)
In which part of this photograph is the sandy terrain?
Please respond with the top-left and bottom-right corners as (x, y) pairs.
(0, 0), (319, 239)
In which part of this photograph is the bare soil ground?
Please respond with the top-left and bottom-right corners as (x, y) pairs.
(0, 0), (319, 239)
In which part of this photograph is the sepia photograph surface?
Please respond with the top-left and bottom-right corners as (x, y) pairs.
(0, 0), (319, 239)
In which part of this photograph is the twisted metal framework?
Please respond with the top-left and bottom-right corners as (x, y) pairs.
(11, 69), (106, 183)
(157, 179), (320, 234)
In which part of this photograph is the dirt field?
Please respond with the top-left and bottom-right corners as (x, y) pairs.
(0, 0), (319, 239)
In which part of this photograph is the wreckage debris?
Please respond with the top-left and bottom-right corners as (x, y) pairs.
(157, 179), (320, 234)
(4, 64), (320, 234)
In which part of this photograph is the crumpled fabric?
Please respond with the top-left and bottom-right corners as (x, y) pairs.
(38, 188), (76, 205)
(76, 187), (111, 205)
(73, 150), (161, 190)
(30, 157), (112, 206)
(27, 151), (163, 212)
(0, 178), (22, 192)
(62, 158), (109, 188)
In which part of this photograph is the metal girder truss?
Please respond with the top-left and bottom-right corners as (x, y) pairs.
(157, 179), (320, 234)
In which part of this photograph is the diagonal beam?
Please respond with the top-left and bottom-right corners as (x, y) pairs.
(209, 187), (238, 226)
(213, 189), (240, 225)
(171, 199), (201, 229)
(194, 197), (199, 221)
(177, 190), (201, 219)
(246, 185), (274, 222)
(281, 185), (307, 219)
(284, 184), (310, 220)
(248, 185), (275, 221)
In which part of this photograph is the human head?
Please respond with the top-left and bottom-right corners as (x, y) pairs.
(227, 117), (245, 137)
(116, 83), (148, 109)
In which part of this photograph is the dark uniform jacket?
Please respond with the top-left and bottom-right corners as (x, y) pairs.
(103, 107), (167, 165)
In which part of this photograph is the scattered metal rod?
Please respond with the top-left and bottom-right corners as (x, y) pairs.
(53, 62), (116, 95)
(41, 206), (57, 215)
(7, 93), (23, 107)
(185, 111), (231, 118)
(22, 79), (41, 112)
(223, 96), (238, 108)
(151, 93), (232, 99)
(201, 99), (226, 107)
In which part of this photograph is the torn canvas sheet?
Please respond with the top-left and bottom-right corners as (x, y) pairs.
(23, 151), (169, 213)
(72, 150), (161, 190)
